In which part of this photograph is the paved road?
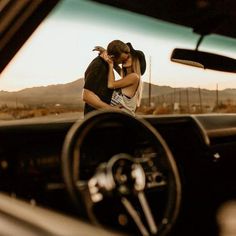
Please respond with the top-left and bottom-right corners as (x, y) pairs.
(0, 112), (84, 124)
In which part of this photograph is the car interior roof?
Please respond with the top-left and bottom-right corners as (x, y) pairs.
(0, 0), (60, 73)
(91, 0), (236, 39)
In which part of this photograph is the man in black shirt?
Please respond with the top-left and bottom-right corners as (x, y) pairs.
(82, 40), (130, 115)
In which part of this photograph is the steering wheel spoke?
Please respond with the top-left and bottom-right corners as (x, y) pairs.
(121, 196), (150, 236)
(138, 191), (158, 234)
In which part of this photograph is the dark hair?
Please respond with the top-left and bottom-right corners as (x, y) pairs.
(107, 40), (130, 59)
(126, 42), (146, 75)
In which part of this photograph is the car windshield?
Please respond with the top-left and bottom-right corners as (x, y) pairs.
(0, 0), (236, 120)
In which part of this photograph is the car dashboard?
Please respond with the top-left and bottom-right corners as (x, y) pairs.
(0, 112), (236, 235)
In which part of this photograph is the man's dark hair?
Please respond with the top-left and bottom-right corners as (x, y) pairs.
(107, 40), (130, 59)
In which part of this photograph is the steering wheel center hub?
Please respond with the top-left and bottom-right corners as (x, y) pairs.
(107, 154), (146, 195)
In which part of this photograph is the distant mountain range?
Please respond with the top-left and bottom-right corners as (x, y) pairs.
(0, 78), (236, 108)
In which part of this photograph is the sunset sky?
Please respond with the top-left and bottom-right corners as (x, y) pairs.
(0, 0), (235, 92)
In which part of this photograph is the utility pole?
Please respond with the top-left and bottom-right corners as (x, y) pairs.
(216, 83), (219, 111)
(198, 87), (203, 113)
(15, 97), (18, 108)
(179, 89), (181, 111)
(148, 56), (152, 107)
(186, 88), (190, 113)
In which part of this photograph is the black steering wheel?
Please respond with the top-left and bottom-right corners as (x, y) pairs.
(62, 110), (181, 236)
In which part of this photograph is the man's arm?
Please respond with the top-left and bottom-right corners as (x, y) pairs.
(82, 89), (112, 109)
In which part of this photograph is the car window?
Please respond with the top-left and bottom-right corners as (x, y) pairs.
(0, 0), (236, 120)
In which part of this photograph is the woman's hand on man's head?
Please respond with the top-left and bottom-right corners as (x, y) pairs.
(92, 46), (105, 54)
(100, 51), (114, 65)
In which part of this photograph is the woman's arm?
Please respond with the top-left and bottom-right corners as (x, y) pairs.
(108, 68), (139, 89)
(101, 52), (139, 89)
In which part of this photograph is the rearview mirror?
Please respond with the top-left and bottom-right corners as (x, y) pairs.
(171, 48), (236, 73)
